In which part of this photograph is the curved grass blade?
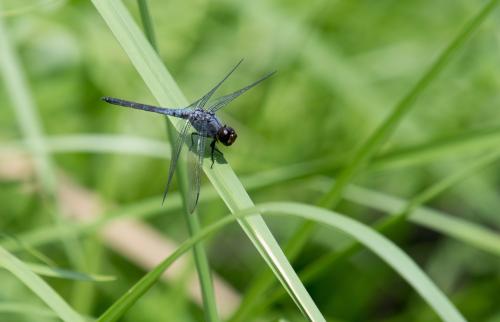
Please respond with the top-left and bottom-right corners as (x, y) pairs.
(27, 262), (115, 282)
(242, 150), (500, 318)
(0, 246), (84, 322)
(97, 202), (466, 322)
(91, 1), (324, 321)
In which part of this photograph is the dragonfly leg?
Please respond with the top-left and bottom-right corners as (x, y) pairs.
(190, 132), (200, 149)
(209, 139), (223, 168)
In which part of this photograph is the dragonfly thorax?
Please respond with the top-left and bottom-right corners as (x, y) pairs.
(217, 126), (237, 146)
(188, 108), (222, 138)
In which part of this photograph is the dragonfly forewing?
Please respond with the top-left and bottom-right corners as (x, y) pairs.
(208, 71), (276, 113)
(188, 59), (243, 110)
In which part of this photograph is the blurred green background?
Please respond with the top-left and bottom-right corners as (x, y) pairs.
(1, 0), (500, 321)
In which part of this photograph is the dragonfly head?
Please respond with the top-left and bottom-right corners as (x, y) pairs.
(217, 126), (237, 146)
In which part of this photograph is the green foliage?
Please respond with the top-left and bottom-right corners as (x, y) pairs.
(1, 0), (500, 321)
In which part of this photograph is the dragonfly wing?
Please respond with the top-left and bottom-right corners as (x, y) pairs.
(189, 59), (244, 110)
(162, 120), (192, 204)
(186, 130), (206, 213)
(208, 71), (276, 113)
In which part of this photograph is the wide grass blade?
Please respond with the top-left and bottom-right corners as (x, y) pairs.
(0, 246), (84, 322)
(97, 202), (466, 322)
(91, 0), (324, 320)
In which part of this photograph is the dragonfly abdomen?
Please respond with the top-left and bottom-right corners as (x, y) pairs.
(102, 96), (191, 119)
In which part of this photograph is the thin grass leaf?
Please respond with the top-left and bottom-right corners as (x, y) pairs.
(91, 0), (324, 320)
(343, 184), (500, 257)
(373, 126), (500, 171)
(27, 262), (115, 282)
(97, 202), (466, 322)
(135, 1), (220, 320)
(0, 246), (84, 322)
(0, 2), (84, 270)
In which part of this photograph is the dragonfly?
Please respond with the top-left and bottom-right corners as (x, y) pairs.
(102, 60), (275, 213)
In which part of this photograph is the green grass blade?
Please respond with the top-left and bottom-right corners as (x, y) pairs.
(0, 1), (84, 271)
(5, 173), (500, 262)
(237, 0), (500, 313)
(136, 0), (157, 50)
(308, 149), (500, 291)
(3, 123), (500, 180)
(234, 1), (500, 319)
(0, 8), (52, 168)
(91, 0), (324, 320)
(135, 1), (219, 320)
(44, 134), (170, 157)
(97, 202), (466, 322)
(373, 126), (500, 170)
(0, 233), (113, 282)
(0, 302), (58, 319)
(27, 262), (115, 282)
(344, 185), (500, 257)
(407, 151), (500, 210)
(321, 0), (500, 207)
(248, 149), (500, 317)
(0, 246), (84, 322)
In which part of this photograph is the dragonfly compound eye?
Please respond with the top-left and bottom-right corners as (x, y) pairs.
(217, 126), (237, 146)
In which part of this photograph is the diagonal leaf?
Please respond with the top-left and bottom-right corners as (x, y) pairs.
(91, 0), (324, 320)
